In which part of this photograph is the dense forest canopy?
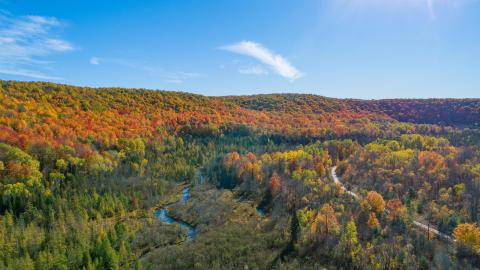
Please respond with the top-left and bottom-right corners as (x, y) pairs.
(1, 80), (480, 269)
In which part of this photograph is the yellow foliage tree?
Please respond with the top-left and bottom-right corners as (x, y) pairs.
(453, 223), (480, 252)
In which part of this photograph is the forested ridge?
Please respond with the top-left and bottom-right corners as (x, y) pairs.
(1, 80), (480, 269)
(222, 94), (480, 126)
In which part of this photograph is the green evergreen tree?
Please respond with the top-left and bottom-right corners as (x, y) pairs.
(101, 237), (119, 270)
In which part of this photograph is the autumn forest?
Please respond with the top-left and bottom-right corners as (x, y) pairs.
(1, 80), (480, 270)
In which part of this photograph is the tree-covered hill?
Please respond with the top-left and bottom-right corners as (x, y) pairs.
(222, 93), (480, 127)
(1, 80), (480, 269)
(2, 80), (479, 151)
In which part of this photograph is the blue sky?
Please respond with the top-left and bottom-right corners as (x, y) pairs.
(0, 0), (479, 98)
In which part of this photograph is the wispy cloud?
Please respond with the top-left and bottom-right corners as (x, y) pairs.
(0, 12), (73, 80)
(239, 65), (268, 75)
(45, 39), (73, 51)
(220, 41), (303, 81)
(89, 57), (99, 65)
(162, 71), (201, 84)
(425, 0), (435, 18)
(0, 67), (63, 80)
(343, 0), (472, 19)
(95, 56), (200, 84)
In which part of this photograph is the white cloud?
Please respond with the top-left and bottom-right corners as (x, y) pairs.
(89, 57), (99, 65)
(239, 65), (268, 75)
(86, 55), (201, 84)
(221, 41), (303, 81)
(342, 0), (472, 19)
(0, 67), (63, 80)
(105, 57), (201, 84)
(162, 71), (201, 84)
(45, 39), (73, 51)
(0, 13), (73, 80)
(426, 0), (435, 18)
(25, 15), (60, 26)
(164, 79), (183, 84)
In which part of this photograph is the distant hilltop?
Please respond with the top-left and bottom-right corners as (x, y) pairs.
(1, 80), (478, 149)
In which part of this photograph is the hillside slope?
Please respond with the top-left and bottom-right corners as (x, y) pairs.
(1, 80), (480, 269)
(1, 80), (479, 151)
(223, 94), (480, 126)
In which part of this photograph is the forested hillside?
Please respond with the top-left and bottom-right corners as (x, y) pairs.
(364, 99), (480, 126)
(223, 94), (480, 127)
(1, 80), (480, 269)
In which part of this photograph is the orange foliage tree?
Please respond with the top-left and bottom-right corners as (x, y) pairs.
(365, 191), (385, 214)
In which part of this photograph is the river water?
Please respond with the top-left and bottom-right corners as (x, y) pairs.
(155, 185), (264, 242)
(155, 187), (197, 241)
(256, 207), (265, 216)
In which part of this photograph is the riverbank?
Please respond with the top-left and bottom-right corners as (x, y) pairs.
(141, 187), (287, 269)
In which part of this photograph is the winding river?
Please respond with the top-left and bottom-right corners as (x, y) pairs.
(154, 176), (264, 242)
(155, 187), (197, 241)
(154, 167), (452, 244)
